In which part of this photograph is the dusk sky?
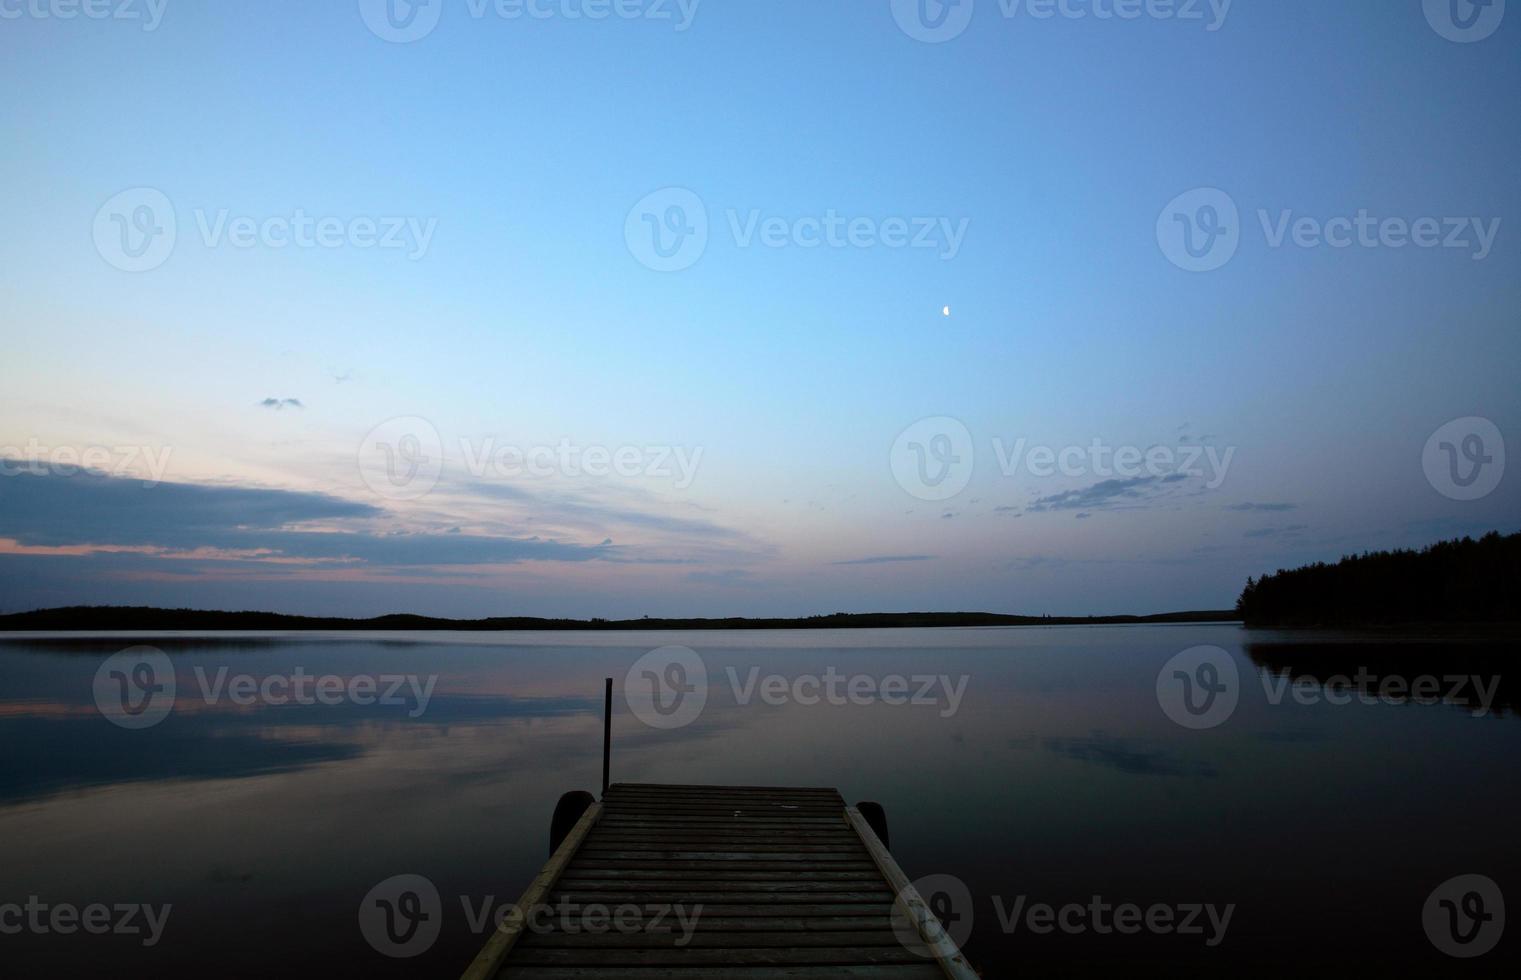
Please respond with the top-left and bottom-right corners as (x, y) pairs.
(2, 1), (1517, 617)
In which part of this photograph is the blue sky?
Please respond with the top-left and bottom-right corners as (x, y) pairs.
(1, 1), (1517, 617)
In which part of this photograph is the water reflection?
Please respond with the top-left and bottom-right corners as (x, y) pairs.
(1246, 639), (1515, 717)
(0, 627), (1517, 977)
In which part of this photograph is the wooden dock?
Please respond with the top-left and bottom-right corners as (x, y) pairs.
(463, 783), (977, 979)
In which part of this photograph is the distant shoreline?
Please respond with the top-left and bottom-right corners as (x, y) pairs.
(0, 606), (1241, 632)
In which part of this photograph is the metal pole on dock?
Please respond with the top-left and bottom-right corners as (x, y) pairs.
(601, 677), (612, 796)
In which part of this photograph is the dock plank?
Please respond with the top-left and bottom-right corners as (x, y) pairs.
(468, 784), (975, 978)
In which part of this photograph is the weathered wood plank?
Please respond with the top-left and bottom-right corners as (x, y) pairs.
(507, 947), (935, 966)
(556, 864), (882, 870)
(559, 869), (883, 881)
(527, 902), (894, 918)
(844, 807), (980, 980)
(519, 930), (902, 949)
(499, 965), (944, 978)
(461, 801), (603, 980)
(529, 917), (892, 934)
(472, 785), (977, 979)
(605, 784), (842, 793)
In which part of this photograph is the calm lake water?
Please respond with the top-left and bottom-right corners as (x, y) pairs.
(1, 625), (1516, 977)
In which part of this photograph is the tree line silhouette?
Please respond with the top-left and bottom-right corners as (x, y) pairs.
(0, 607), (1238, 631)
(1237, 531), (1521, 628)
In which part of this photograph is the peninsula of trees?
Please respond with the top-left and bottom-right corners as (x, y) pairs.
(1237, 531), (1520, 628)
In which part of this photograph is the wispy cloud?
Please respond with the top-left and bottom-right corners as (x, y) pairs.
(1042, 733), (1217, 778)
(683, 569), (758, 587)
(0, 470), (611, 566)
(829, 555), (936, 566)
(1226, 502), (1298, 513)
(1244, 524), (1309, 539)
(1026, 474), (1190, 513)
(464, 480), (746, 541)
